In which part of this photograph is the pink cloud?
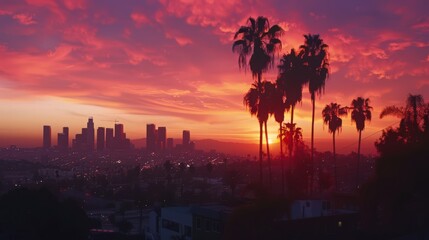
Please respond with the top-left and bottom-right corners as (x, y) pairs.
(413, 19), (429, 31)
(165, 31), (193, 46)
(63, 0), (86, 10)
(12, 13), (36, 25)
(130, 12), (150, 27)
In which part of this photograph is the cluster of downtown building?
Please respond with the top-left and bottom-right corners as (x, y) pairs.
(42, 117), (194, 152)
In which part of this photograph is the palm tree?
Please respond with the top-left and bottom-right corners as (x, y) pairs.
(233, 16), (283, 183)
(277, 49), (306, 153)
(322, 103), (347, 191)
(261, 81), (280, 185)
(243, 81), (272, 183)
(350, 97), (372, 188)
(301, 34), (329, 192)
(380, 94), (427, 143)
(272, 83), (287, 193)
(281, 122), (303, 160)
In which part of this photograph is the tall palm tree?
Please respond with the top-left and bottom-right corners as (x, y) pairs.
(272, 83), (287, 193)
(380, 94), (427, 143)
(243, 81), (273, 183)
(277, 49), (306, 154)
(234, 16), (283, 184)
(261, 81), (279, 185)
(322, 103), (347, 191)
(350, 97), (372, 188)
(301, 34), (329, 192)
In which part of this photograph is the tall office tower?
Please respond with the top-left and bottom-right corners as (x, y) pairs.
(157, 127), (167, 150)
(63, 127), (69, 148)
(166, 138), (174, 150)
(115, 123), (125, 140)
(146, 124), (156, 151)
(106, 128), (114, 150)
(97, 127), (105, 151)
(57, 127), (69, 150)
(43, 125), (51, 148)
(183, 130), (190, 146)
(87, 117), (95, 151)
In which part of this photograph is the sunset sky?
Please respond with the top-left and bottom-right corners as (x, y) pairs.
(0, 0), (428, 154)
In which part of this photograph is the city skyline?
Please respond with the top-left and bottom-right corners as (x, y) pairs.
(0, 1), (428, 155)
(40, 117), (193, 151)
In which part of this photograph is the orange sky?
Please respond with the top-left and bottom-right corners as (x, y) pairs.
(0, 0), (428, 154)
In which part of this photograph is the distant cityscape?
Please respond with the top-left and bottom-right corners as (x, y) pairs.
(42, 117), (195, 152)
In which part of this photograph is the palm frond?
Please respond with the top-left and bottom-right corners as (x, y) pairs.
(379, 106), (404, 119)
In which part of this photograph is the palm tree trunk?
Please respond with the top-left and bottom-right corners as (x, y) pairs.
(289, 105), (295, 167)
(333, 132), (337, 191)
(280, 121), (284, 195)
(257, 73), (263, 185)
(311, 95), (315, 193)
(357, 130), (362, 189)
(259, 121), (263, 184)
(264, 121), (272, 185)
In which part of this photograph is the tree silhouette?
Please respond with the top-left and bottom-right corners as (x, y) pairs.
(362, 95), (429, 236)
(350, 97), (372, 188)
(234, 16), (283, 184)
(276, 49), (306, 193)
(301, 34), (329, 192)
(281, 122), (303, 159)
(380, 94), (427, 143)
(272, 83), (286, 193)
(244, 81), (276, 184)
(322, 102), (347, 191)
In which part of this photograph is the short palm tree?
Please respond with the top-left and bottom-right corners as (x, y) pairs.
(234, 16), (283, 184)
(282, 122), (303, 159)
(301, 34), (329, 191)
(350, 97), (372, 188)
(322, 103), (347, 191)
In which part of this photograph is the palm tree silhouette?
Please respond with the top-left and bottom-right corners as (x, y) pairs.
(262, 81), (280, 185)
(234, 16), (283, 183)
(272, 83), (287, 193)
(350, 97), (372, 188)
(380, 94), (427, 143)
(276, 49), (306, 192)
(301, 34), (329, 192)
(322, 103), (347, 191)
(281, 122), (303, 159)
(244, 81), (275, 183)
(277, 49), (306, 152)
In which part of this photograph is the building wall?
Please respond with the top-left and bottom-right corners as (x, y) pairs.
(160, 207), (192, 240)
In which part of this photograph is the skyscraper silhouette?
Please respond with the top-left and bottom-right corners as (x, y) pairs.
(57, 127), (69, 150)
(43, 125), (51, 148)
(147, 124), (156, 152)
(97, 127), (105, 151)
(115, 123), (125, 140)
(106, 128), (114, 149)
(87, 117), (95, 151)
(183, 130), (190, 146)
(158, 127), (167, 150)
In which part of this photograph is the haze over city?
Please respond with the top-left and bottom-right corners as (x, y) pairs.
(1, 0), (428, 155)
